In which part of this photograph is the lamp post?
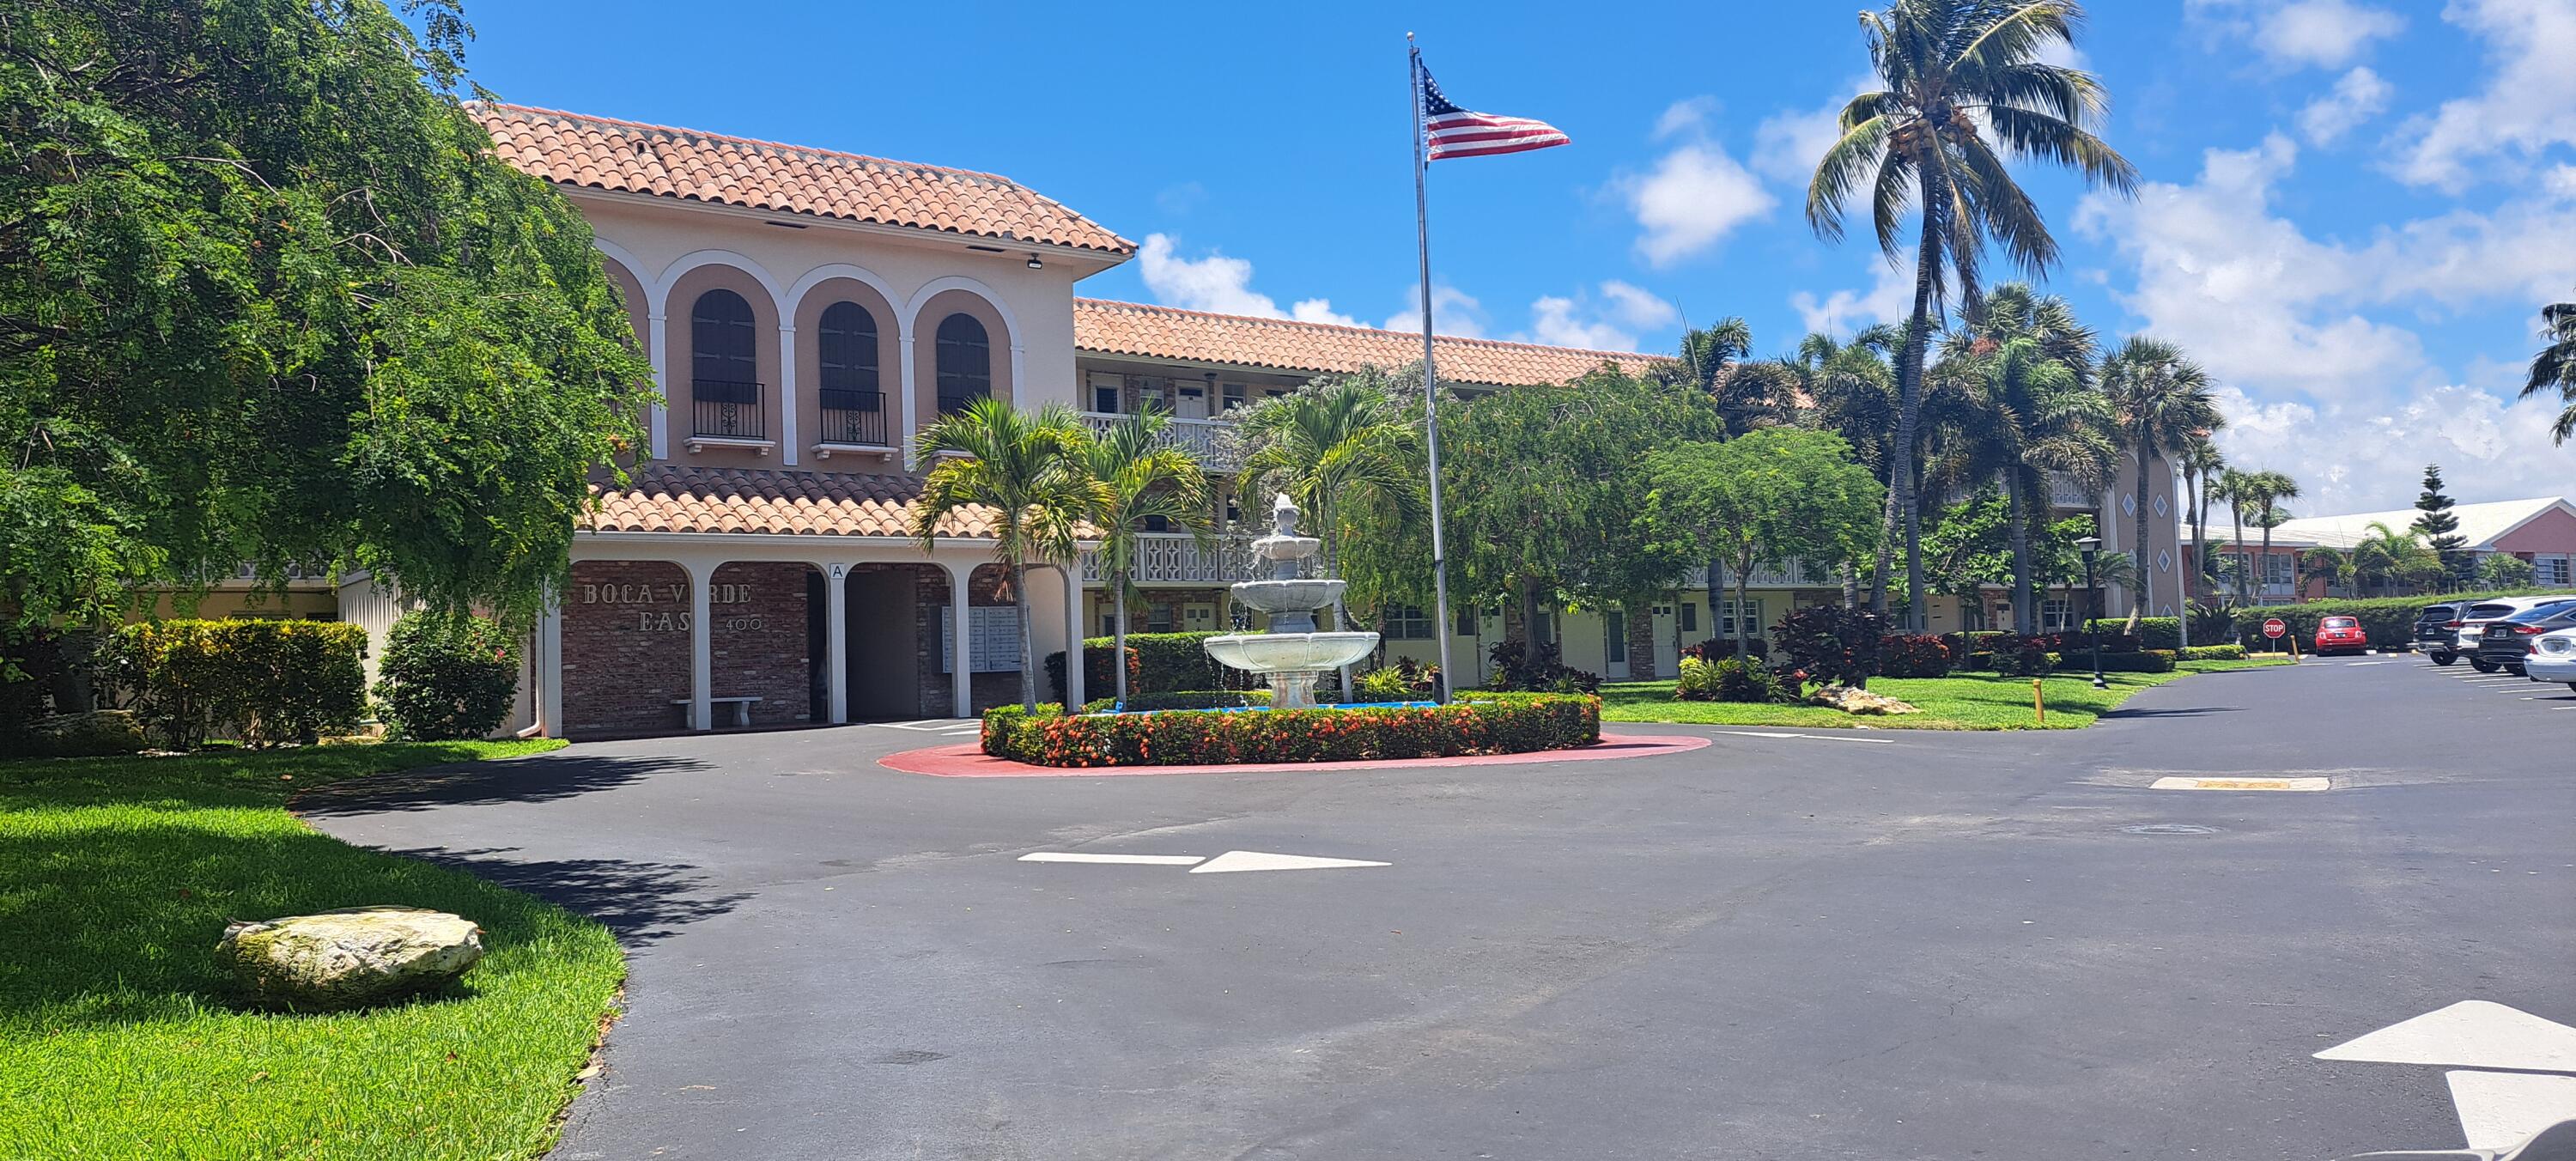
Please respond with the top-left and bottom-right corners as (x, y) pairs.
(2075, 535), (2108, 690)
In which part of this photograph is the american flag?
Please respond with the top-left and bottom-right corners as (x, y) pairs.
(1420, 64), (1570, 161)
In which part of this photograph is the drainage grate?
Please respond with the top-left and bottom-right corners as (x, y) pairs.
(2120, 823), (2221, 836)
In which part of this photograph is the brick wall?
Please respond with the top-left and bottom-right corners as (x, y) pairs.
(561, 559), (813, 737)
(1625, 604), (1661, 681)
(906, 564), (1024, 715)
(562, 561), (691, 738)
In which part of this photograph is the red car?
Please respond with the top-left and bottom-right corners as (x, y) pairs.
(2313, 616), (2368, 656)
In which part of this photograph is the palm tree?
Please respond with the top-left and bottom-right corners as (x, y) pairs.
(910, 398), (1102, 711)
(1943, 283), (2115, 631)
(2525, 289), (2576, 444)
(2352, 521), (2439, 597)
(1795, 326), (1900, 609)
(2300, 547), (2352, 598)
(1807, 0), (2136, 630)
(2100, 337), (2221, 621)
(2216, 466), (2253, 605)
(2176, 435), (2227, 629)
(1077, 407), (1212, 704)
(2234, 469), (2300, 600)
(1236, 374), (1424, 679)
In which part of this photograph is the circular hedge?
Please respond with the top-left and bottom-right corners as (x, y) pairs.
(981, 693), (1600, 768)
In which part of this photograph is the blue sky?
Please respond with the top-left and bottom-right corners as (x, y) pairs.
(453, 0), (2575, 514)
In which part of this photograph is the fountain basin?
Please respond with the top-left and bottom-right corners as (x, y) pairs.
(1204, 632), (1380, 675)
(1229, 579), (1347, 615)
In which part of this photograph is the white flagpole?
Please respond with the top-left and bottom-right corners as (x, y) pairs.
(1409, 33), (1458, 703)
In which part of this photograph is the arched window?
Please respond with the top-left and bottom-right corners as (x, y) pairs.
(817, 301), (884, 446)
(934, 313), (991, 415)
(690, 288), (761, 439)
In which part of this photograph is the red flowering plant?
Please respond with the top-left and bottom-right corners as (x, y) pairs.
(980, 694), (1600, 768)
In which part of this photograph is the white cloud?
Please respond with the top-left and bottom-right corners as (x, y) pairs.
(1790, 262), (1917, 337)
(1751, 76), (1879, 187)
(1380, 284), (1491, 340)
(1613, 97), (1778, 267)
(2391, 0), (2576, 190)
(1136, 234), (1360, 326)
(2189, 0), (2405, 69)
(2296, 67), (2392, 145)
(2212, 384), (2575, 514)
(1521, 281), (1680, 351)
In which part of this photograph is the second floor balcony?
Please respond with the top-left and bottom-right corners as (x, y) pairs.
(689, 379), (771, 454)
(1079, 532), (1259, 586)
(815, 389), (890, 453)
(1681, 560), (1841, 589)
(1078, 411), (1239, 473)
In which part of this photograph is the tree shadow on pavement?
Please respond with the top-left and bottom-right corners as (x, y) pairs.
(374, 845), (750, 945)
(295, 753), (707, 817)
(2099, 706), (2246, 720)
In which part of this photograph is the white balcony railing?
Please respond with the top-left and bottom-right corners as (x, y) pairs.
(1681, 561), (1838, 589)
(1080, 533), (1260, 586)
(1078, 411), (1239, 472)
(2047, 471), (2099, 508)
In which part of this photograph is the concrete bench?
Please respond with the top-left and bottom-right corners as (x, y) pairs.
(671, 696), (762, 728)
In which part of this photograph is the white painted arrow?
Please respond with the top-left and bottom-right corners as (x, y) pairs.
(2447, 1071), (2576, 1150)
(2316, 1001), (2576, 1073)
(1188, 850), (1389, 874)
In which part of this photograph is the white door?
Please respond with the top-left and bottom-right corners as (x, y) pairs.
(1652, 604), (1679, 675)
(1176, 385), (1210, 421)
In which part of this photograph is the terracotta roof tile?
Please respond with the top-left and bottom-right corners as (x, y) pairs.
(588, 465), (996, 538)
(1072, 299), (1669, 387)
(475, 104), (1133, 256)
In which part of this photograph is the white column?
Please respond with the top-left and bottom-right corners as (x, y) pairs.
(538, 600), (565, 739)
(688, 561), (714, 731)
(647, 312), (671, 459)
(1061, 565), (1084, 709)
(824, 563), (849, 725)
(1009, 343), (1027, 405)
(897, 332), (919, 468)
(777, 321), (799, 465)
(947, 564), (973, 718)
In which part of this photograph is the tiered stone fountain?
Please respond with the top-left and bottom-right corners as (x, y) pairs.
(1202, 494), (1380, 709)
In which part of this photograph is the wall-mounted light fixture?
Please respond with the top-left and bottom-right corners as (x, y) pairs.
(1026, 253), (1044, 270)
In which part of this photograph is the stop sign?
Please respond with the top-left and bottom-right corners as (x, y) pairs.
(2262, 617), (2287, 639)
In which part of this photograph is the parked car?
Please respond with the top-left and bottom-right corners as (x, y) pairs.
(2413, 602), (2469, 665)
(2457, 598), (2576, 672)
(2313, 616), (2369, 656)
(2525, 627), (2576, 692)
(2476, 602), (2576, 676)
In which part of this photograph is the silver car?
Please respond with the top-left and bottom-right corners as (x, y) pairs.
(2455, 597), (2576, 672)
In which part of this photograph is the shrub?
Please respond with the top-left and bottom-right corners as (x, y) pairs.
(1989, 635), (2055, 677)
(1876, 634), (1954, 678)
(2056, 649), (2176, 674)
(21, 709), (146, 757)
(2178, 644), (2247, 661)
(1352, 666), (1418, 702)
(1080, 690), (1273, 714)
(981, 693), (1600, 767)
(1771, 605), (1885, 690)
(1046, 632), (1255, 702)
(1680, 637), (1769, 661)
(101, 620), (365, 748)
(2085, 617), (2181, 651)
(0, 629), (60, 754)
(1044, 644), (1141, 705)
(374, 612), (521, 741)
(2227, 588), (2575, 649)
(1675, 656), (1793, 702)
(1484, 640), (1601, 694)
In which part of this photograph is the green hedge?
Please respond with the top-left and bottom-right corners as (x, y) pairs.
(1079, 690), (1272, 714)
(101, 620), (366, 748)
(375, 611), (520, 741)
(1046, 632), (1254, 703)
(2177, 644), (2247, 661)
(2049, 648), (2177, 673)
(981, 693), (1600, 767)
(2085, 617), (2181, 651)
(2227, 589), (2576, 648)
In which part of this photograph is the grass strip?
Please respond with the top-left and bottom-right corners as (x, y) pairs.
(0, 739), (625, 1159)
(1600, 657), (2293, 729)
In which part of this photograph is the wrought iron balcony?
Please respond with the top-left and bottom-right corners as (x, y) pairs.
(1077, 411), (1239, 471)
(817, 388), (889, 448)
(690, 380), (766, 441)
(1080, 532), (1260, 585)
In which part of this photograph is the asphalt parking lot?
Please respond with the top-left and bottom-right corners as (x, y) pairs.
(303, 657), (2575, 1161)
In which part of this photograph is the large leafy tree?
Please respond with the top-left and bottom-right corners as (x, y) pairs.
(2100, 337), (2221, 618)
(1076, 407), (1211, 703)
(2525, 289), (2576, 444)
(1640, 429), (1883, 661)
(910, 399), (1102, 710)
(1806, 0), (2136, 631)
(2411, 464), (2470, 583)
(1441, 370), (1719, 669)
(1, 0), (654, 629)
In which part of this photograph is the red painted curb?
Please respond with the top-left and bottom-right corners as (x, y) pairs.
(877, 733), (1713, 778)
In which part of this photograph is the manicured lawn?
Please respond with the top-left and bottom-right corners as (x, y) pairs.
(1601, 657), (2294, 730)
(0, 740), (626, 1160)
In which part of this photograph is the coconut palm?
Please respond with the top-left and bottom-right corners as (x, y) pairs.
(2234, 469), (2300, 599)
(1793, 327), (1900, 608)
(2176, 435), (2227, 624)
(2216, 466), (2253, 605)
(2352, 521), (2440, 598)
(2100, 337), (2221, 621)
(2525, 289), (2576, 444)
(1077, 407), (1213, 704)
(2300, 547), (2353, 597)
(910, 398), (1103, 711)
(1807, 0), (2137, 630)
